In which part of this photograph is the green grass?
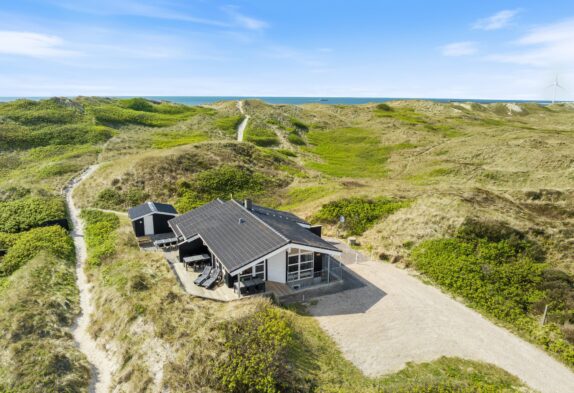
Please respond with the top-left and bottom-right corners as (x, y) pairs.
(215, 115), (243, 136)
(306, 128), (412, 178)
(375, 107), (427, 124)
(313, 196), (411, 235)
(287, 131), (306, 145)
(409, 167), (457, 185)
(150, 130), (209, 149)
(245, 125), (280, 147)
(280, 185), (337, 210)
(423, 123), (463, 138)
(0, 253), (90, 393)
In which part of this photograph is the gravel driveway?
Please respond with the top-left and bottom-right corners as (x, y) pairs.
(308, 258), (574, 393)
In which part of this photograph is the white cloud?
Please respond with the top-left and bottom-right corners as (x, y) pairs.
(473, 10), (519, 31)
(223, 6), (268, 30)
(441, 41), (478, 57)
(0, 31), (79, 58)
(52, 0), (229, 27)
(488, 18), (574, 67)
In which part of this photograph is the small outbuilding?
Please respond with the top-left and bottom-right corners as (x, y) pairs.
(128, 202), (178, 237)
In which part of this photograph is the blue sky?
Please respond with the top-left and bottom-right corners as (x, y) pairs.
(1, 0), (574, 99)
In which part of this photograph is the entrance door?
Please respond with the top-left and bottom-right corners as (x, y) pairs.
(143, 215), (154, 235)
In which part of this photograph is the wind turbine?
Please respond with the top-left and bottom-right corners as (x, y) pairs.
(548, 74), (564, 104)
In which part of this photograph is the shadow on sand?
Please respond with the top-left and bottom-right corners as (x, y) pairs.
(290, 264), (387, 316)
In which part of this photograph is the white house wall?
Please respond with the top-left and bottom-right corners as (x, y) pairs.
(266, 252), (286, 283)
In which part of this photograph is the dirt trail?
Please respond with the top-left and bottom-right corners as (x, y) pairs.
(237, 100), (249, 141)
(65, 165), (116, 393)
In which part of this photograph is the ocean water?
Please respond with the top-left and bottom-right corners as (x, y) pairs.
(0, 96), (556, 106)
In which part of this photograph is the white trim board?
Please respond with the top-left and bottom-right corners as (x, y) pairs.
(130, 211), (178, 221)
(229, 242), (341, 276)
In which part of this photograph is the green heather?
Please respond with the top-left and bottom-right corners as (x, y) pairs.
(0, 197), (66, 233)
(245, 125), (280, 147)
(412, 219), (574, 366)
(313, 196), (411, 235)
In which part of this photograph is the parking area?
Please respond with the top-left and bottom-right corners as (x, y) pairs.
(308, 243), (574, 393)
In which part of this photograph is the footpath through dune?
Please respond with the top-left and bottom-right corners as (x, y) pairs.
(237, 100), (249, 141)
(65, 165), (116, 393)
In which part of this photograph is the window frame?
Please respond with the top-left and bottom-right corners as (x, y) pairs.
(287, 248), (314, 282)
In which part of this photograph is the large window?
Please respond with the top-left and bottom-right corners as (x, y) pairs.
(287, 248), (314, 282)
(239, 261), (265, 281)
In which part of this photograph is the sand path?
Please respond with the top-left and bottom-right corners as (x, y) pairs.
(237, 100), (249, 141)
(66, 165), (117, 393)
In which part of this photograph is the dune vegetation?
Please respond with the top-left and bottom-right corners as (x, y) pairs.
(1, 97), (573, 391)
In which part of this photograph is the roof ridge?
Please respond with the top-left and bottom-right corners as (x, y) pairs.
(229, 199), (289, 242)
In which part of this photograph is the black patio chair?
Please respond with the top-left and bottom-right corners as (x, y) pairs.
(202, 266), (221, 289)
(194, 265), (212, 286)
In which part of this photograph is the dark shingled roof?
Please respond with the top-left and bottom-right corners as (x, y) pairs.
(168, 200), (339, 273)
(128, 202), (177, 220)
(252, 211), (338, 252)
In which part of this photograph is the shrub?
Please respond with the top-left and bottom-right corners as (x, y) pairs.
(80, 210), (120, 266)
(411, 219), (574, 366)
(119, 97), (155, 112)
(313, 197), (411, 235)
(215, 304), (293, 393)
(0, 98), (84, 126)
(0, 197), (67, 233)
(95, 188), (125, 209)
(290, 118), (309, 132)
(375, 103), (393, 112)
(0, 226), (74, 277)
(245, 127), (280, 147)
(176, 166), (275, 212)
(287, 131), (305, 145)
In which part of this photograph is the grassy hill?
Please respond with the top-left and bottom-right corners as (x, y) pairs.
(1, 96), (573, 392)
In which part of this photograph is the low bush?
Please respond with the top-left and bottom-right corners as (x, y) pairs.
(90, 104), (196, 127)
(0, 226), (74, 277)
(94, 187), (149, 210)
(313, 197), (411, 235)
(0, 232), (20, 249)
(0, 253), (90, 392)
(80, 210), (120, 266)
(119, 97), (155, 112)
(287, 131), (305, 145)
(290, 118), (309, 132)
(176, 166), (277, 212)
(245, 126), (280, 147)
(0, 197), (67, 233)
(0, 98), (85, 126)
(411, 218), (574, 366)
(375, 103), (393, 112)
(0, 124), (114, 150)
(215, 304), (293, 393)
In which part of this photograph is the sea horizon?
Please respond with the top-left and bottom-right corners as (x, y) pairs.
(0, 95), (563, 106)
